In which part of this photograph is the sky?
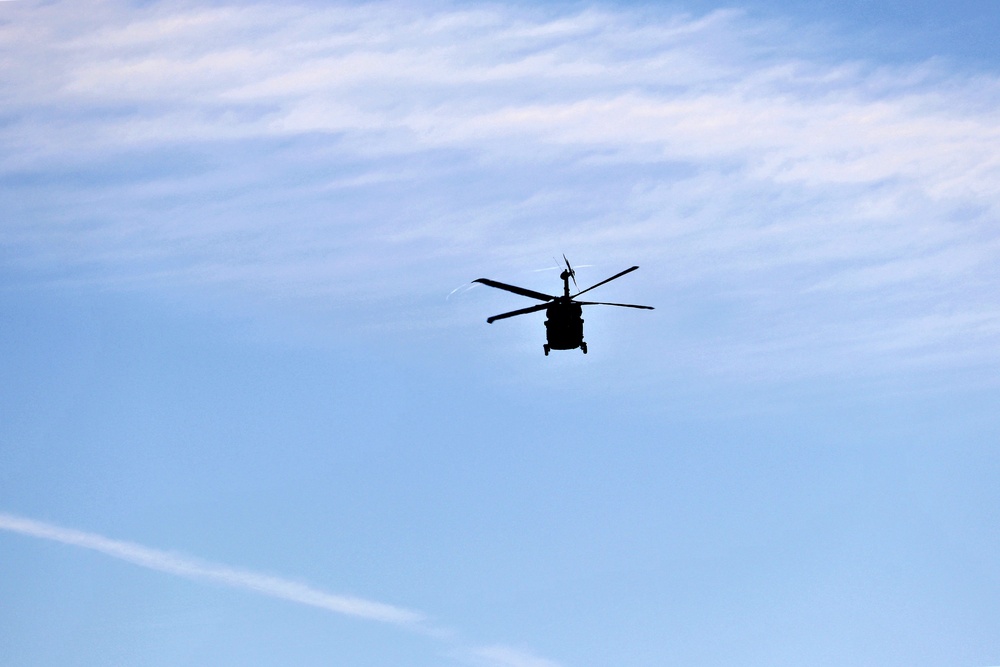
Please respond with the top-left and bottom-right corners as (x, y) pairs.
(1, 0), (999, 665)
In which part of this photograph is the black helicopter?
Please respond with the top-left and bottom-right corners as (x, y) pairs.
(475, 256), (653, 355)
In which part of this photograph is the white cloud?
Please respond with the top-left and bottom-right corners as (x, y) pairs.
(459, 644), (563, 667)
(0, 511), (423, 625)
(0, 511), (562, 667)
(2, 0), (999, 378)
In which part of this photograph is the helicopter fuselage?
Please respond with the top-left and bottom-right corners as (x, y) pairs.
(544, 299), (585, 353)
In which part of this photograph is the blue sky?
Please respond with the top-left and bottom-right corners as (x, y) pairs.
(2, 0), (999, 665)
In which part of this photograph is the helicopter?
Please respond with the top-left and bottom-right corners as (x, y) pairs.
(474, 256), (653, 355)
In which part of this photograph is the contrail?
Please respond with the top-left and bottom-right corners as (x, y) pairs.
(0, 511), (561, 666)
(447, 282), (478, 299)
(0, 511), (423, 627)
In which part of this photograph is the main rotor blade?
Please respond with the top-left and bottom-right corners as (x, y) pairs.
(474, 278), (554, 302)
(576, 301), (654, 310)
(573, 266), (639, 297)
(486, 302), (550, 323)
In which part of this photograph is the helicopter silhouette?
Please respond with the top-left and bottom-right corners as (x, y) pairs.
(475, 256), (653, 355)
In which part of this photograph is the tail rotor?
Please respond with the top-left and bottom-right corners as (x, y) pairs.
(561, 254), (577, 290)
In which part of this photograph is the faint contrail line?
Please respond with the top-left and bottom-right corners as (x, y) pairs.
(0, 511), (561, 666)
(0, 511), (424, 627)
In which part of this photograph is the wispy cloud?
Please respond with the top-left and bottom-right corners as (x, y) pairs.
(0, 511), (561, 667)
(0, 511), (423, 625)
(459, 644), (563, 667)
(2, 0), (999, 378)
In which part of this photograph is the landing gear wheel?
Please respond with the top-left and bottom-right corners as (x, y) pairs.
(543, 344), (550, 356)
(581, 342), (588, 354)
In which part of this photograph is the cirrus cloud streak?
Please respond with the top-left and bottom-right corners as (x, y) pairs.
(2, 0), (999, 379)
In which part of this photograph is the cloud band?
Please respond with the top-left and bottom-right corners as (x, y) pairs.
(0, 511), (423, 626)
